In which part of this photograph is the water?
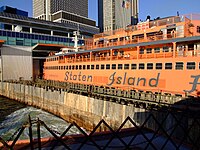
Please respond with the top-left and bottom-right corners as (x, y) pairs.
(0, 96), (83, 141)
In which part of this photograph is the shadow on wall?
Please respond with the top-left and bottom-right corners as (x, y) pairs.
(133, 97), (200, 149)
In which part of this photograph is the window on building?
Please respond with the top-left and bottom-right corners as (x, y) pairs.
(156, 63), (162, 69)
(76, 65), (78, 70)
(175, 62), (184, 70)
(147, 63), (153, 69)
(16, 40), (23, 46)
(139, 63), (145, 69)
(165, 63), (172, 69)
(79, 65), (82, 70)
(187, 62), (195, 70)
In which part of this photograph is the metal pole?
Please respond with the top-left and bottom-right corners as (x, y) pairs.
(29, 115), (34, 150)
(37, 118), (41, 150)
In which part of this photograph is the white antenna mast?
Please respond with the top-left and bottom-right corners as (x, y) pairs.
(72, 24), (80, 52)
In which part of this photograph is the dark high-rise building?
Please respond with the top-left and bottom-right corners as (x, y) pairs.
(0, 6), (28, 16)
(98, 0), (138, 32)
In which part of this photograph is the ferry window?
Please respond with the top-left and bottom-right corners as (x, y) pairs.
(197, 26), (200, 33)
(139, 63), (145, 69)
(96, 65), (99, 69)
(66, 66), (68, 70)
(120, 51), (124, 56)
(165, 63), (172, 69)
(147, 63), (153, 69)
(146, 48), (152, 54)
(187, 62), (195, 70)
(163, 46), (169, 52)
(76, 65), (78, 70)
(106, 64), (110, 69)
(131, 64), (137, 70)
(87, 65), (90, 70)
(175, 62), (184, 70)
(79, 65), (82, 70)
(120, 37), (124, 41)
(112, 64), (116, 69)
(69, 66), (71, 70)
(83, 65), (86, 70)
(91, 65), (94, 70)
(101, 64), (105, 69)
(139, 49), (144, 54)
(72, 65), (75, 70)
(156, 63), (162, 69)
(118, 64), (123, 69)
(113, 51), (118, 56)
(154, 47), (160, 53)
(124, 64), (129, 70)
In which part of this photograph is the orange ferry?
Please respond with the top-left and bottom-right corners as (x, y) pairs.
(43, 14), (200, 97)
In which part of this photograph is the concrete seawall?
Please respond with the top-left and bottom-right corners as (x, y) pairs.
(0, 82), (147, 131)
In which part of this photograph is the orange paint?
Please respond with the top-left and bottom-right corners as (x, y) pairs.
(43, 14), (200, 97)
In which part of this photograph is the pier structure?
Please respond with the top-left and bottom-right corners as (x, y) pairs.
(0, 7), (99, 81)
(0, 80), (199, 149)
(0, 80), (191, 132)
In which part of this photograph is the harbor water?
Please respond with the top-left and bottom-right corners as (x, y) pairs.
(0, 96), (82, 141)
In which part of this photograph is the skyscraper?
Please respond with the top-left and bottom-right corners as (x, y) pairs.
(33, 0), (88, 20)
(98, 0), (138, 32)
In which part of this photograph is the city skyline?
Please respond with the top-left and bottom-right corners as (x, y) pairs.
(0, 0), (199, 25)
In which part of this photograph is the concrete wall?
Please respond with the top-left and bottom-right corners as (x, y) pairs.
(1, 45), (32, 81)
(0, 82), (149, 131)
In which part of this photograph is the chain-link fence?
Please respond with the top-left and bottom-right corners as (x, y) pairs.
(0, 108), (199, 150)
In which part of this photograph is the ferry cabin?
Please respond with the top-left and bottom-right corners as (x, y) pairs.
(44, 14), (200, 97)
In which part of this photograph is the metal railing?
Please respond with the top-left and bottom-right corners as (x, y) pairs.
(0, 109), (200, 149)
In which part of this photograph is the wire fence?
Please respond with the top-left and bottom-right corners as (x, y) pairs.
(0, 108), (199, 150)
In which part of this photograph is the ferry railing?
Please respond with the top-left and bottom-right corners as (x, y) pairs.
(85, 28), (190, 51)
(45, 47), (200, 65)
(0, 109), (200, 149)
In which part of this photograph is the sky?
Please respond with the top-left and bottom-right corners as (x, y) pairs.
(0, 0), (199, 25)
